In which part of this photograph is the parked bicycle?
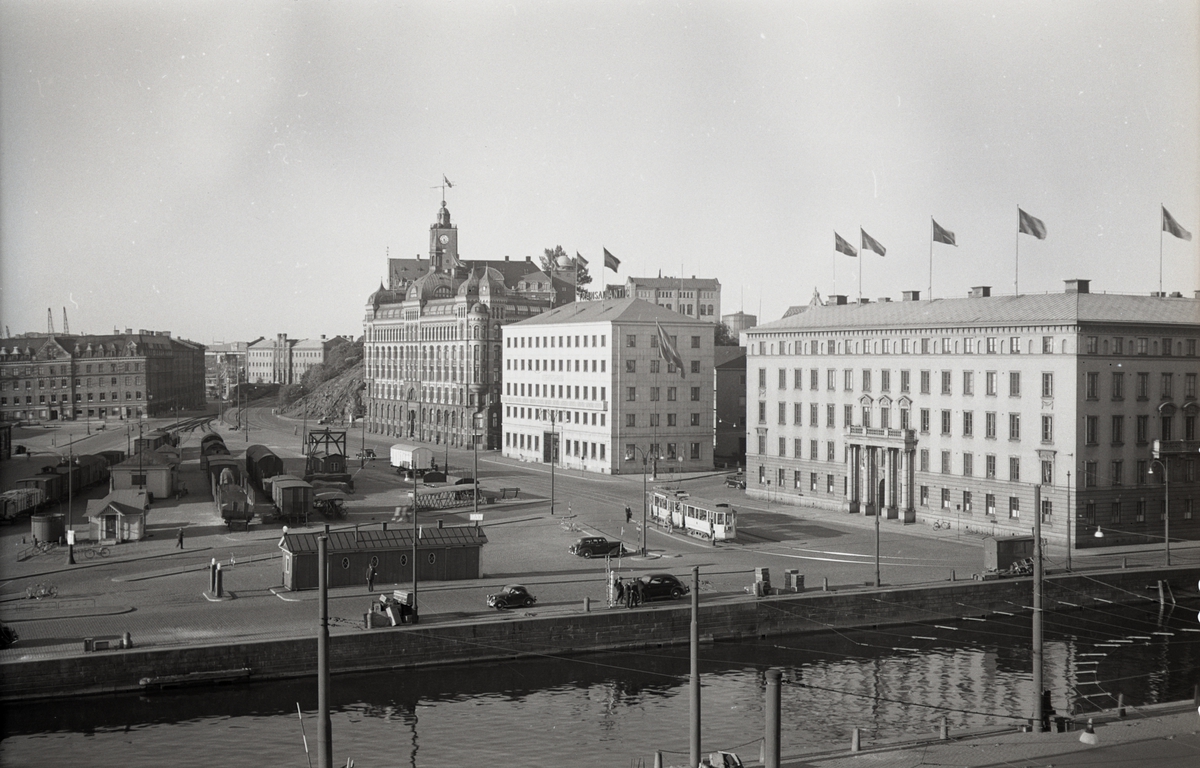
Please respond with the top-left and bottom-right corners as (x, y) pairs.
(25, 583), (58, 600)
(81, 545), (111, 559)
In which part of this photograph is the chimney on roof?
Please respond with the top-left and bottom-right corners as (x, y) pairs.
(1150, 291), (1166, 298)
(505, 255), (510, 261)
(525, 255), (531, 262)
(1169, 292), (1183, 298)
(876, 297), (892, 303)
(902, 290), (921, 302)
(968, 286), (991, 298)
(1064, 279), (1090, 294)
(858, 298), (870, 304)
(829, 295), (848, 306)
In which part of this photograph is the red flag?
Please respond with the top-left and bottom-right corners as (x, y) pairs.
(932, 219), (957, 246)
(1162, 206), (1192, 241)
(603, 248), (620, 272)
(1018, 208), (1047, 239)
(860, 228), (886, 256)
(656, 322), (685, 378)
(835, 232), (857, 257)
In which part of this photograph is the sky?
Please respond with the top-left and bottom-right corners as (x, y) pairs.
(2, 0), (1197, 344)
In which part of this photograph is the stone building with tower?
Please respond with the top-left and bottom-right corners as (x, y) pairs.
(362, 200), (578, 450)
(741, 280), (1199, 552)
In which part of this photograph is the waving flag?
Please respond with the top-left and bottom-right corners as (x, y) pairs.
(603, 248), (620, 272)
(932, 219), (957, 246)
(656, 322), (685, 378)
(1018, 208), (1047, 239)
(443, 175), (454, 188)
(835, 232), (858, 257)
(860, 228), (886, 256)
(575, 251), (589, 267)
(1162, 206), (1193, 241)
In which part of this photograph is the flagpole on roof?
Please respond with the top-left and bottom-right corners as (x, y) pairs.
(1159, 202), (1164, 296)
(858, 227), (863, 303)
(928, 217), (934, 302)
(1015, 206), (1020, 296)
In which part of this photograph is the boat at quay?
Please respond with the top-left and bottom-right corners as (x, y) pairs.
(1, 601), (1196, 767)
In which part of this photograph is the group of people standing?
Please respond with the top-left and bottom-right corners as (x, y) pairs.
(611, 574), (643, 609)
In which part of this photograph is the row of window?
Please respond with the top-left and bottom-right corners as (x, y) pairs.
(2, 376), (144, 391)
(507, 383), (608, 402)
(1, 362), (143, 376)
(624, 443), (703, 460)
(1081, 459), (1198, 486)
(506, 406), (607, 427)
(504, 431), (609, 461)
(1084, 371), (1197, 400)
(629, 386), (702, 402)
(1084, 413), (1198, 444)
(752, 334), (1198, 358)
(509, 357), (607, 373)
(508, 333), (608, 349)
(762, 367), (1036, 397)
(2, 391), (142, 406)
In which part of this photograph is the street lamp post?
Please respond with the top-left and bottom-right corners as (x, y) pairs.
(631, 444), (658, 557)
(1066, 469), (1072, 572)
(1148, 458), (1170, 566)
(473, 413), (481, 520)
(548, 410), (557, 516)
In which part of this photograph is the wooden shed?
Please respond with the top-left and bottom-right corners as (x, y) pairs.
(86, 489), (149, 543)
(109, 450), (176, 499)
(278, 525), (488, 592)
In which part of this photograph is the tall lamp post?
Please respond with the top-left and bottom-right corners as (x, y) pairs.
(1066, 469), (1073, 572)
(546, 410), (558, 516)
(472, 412), (482, 519)
(1148, 457), (1171, 566)
(631, 445), (659, 557)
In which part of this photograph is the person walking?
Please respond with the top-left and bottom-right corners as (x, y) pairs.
(366, 563), (377, 592)
(176, 527), (184, 549)
(614, 575), (625, 607)
(624, 505), (632, 524)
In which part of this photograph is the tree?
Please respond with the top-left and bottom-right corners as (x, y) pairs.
(575, 263), (593, 299)
(539, 245), (568, 274)
(539, 245), (594, 299)
(715, 322), (740, 346)
(277, 383), (304, 407)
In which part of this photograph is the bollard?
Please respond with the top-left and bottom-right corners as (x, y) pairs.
(823, 576), (829, 592)
(653, 751), (662, 768)
(851, 727), (860, 752)
(1122, 556), (1127, 569)
(1117, 692), (1125, 718)
(215, 564), (224, 598)
(122, 631), (133, 649)
(758, 740), (765, 765)
(583, 596), (590, 613)
(382, 522), (388, 531)
(951, 570), (956, 582)
(939, 715), (948, 740)
(1079, 718), (1099, 745)
(210, 558), (218, 593)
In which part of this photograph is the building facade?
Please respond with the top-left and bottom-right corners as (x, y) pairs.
(714, 346), (747, 466)
(246, 334), (349, 385)
(742, 281), (1199, 550)
(205, 340), (252, 399)
(362, 201), (578, 450)
(606, 276), (722, 322)
(0, 331), (206, 423)
(501, 298), (715, 475)
(722, 311), (757, 334)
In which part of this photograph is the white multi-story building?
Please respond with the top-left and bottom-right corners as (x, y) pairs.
(742, 280), (1200, 551)
(501, 298), (715, 475)
(605, 276), (722, 322)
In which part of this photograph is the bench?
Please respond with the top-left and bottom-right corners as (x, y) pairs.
(499, 487), (520, 499)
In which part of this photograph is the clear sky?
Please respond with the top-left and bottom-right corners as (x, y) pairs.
(2, 0), (1197, 344)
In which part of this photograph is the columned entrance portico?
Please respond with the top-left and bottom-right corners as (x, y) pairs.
(845, 426), (917, 523)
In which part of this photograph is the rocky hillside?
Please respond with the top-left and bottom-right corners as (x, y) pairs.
(280, 364), (365, 423)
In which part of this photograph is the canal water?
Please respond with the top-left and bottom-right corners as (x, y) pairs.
(1, 601), (1197, 767)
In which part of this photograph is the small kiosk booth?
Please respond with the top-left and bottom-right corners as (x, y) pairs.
(86, 489), (149, 543)
(278, 524), (488, 592)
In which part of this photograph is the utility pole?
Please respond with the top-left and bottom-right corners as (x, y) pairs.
(1032, 484), (1044, 733)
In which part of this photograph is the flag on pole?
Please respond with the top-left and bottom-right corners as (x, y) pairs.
(860, 228), (887, 256)
(1018, 208), (1047, 239)
(656, 322), (685, 378)
(575, 252), (589, 267)
(932, 219), (957, 246)
(1162, 206), (1193, 241)
(443, 175), (454, 188)
(603, 248), (620, 272)
(835, 232), (858, 257)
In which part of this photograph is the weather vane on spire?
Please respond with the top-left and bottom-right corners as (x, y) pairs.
(432, 175), (454, 203)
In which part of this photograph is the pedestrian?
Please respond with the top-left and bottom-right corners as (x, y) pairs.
(614, 575), (625, 606)
(625, 505), (632, 524)
(176, 527), (184, 549)
(366, 563), (377, 592)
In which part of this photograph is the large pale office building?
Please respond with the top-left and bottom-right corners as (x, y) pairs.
(742, 281), (1199, 551)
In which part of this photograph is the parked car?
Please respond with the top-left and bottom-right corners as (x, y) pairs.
(569, 536), (625, 558)
(356, 448), (376, 460)
(724, 473), (746, 489)
(635, 573), (689, 601)
(487, 584), (537, 610)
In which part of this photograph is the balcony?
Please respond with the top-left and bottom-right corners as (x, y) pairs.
(846, 426), (917, 450)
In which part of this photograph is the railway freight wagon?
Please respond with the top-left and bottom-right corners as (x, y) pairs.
(200, 433), (230, 471)
(205, 456), (242, 497)
(390, 443), (434, 474)
(270, 476), (313, 524)
(54, 455), (109, 494)
(0, 488), (46, 522)
(245, 445), (283, 489)
(134, 430), (173, 454)
(15, 473), (66, 505)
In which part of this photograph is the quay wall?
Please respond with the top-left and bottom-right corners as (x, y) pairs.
(2, 566), (1195, 702)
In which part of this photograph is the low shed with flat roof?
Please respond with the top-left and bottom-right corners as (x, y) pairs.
(278, 525), (488, 591)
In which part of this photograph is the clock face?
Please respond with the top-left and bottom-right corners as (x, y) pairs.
(439, 234), (450, 244)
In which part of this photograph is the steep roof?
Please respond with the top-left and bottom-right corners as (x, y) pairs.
(510, 297), (713, 327)
(752, 292), (1200, 334)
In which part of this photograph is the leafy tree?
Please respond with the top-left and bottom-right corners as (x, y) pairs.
(277, 383), (304, 407)
(539, 245), (594, 300)
(715, 322), (740, 346)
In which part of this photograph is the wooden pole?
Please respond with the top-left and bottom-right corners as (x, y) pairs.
(317, 535), (332, 768)
(690, 565), (701, 767)
(765, 669), (781, 768)
(1032, 485), (1044, 733)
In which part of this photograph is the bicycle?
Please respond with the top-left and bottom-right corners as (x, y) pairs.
(81, 545), (111, 559)
(25, 583), (58, 600)
(932, 520), (950, 530)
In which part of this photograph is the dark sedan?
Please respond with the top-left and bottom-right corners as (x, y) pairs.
(486, 584), (537, 610)
(635, 573), (689, 601)
(569, 536), (625, 558)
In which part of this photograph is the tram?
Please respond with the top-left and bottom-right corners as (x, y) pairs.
(647, 489), (738, 541)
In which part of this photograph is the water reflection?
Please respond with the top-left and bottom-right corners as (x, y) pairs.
(1, 602), (1195, 766)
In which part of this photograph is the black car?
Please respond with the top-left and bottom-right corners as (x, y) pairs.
(569, 536), (625, 558)
(635, 573), (689, 601)
(724, 473), (746, 489)
(486, 584), (537, 610)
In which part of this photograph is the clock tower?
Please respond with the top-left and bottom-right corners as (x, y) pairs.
(429, 201), (459, 273)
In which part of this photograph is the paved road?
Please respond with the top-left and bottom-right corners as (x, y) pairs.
(3, 406), (1199, 664)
